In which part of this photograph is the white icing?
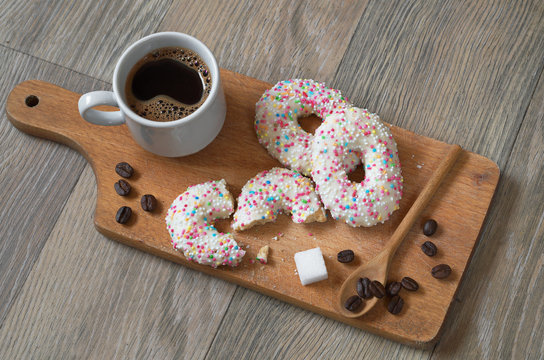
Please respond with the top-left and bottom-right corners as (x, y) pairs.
(165, 179), (245, 267)
(311, 107), (403, 227)
(232, 167), (326, 231)
(254, 79), (360, 176)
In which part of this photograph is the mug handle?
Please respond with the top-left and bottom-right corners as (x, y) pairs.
(78, 91), (125, 126)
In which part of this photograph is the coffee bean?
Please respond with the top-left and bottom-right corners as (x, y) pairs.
(386, 281), (402, 297)
(115, 162), (134, 178)
(344, 295), (363, 312)
(423, 219), (438, 236)
(141, 194), (157, 212)
(116, 206), (132, 224)
(357, 277), (373, 299)
(388, 295), (404, 315)
(337, 249), (355, 263)
(356, 278), (365, 298)
(369, 280), (386, 298)
(432, 264), (452, 279)
(401, 277), (419, 291)
(421, 240), (437, 256)
(114, 179), (131, 196)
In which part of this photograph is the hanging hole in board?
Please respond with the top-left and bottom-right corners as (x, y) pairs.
(25, 95), (39, 107)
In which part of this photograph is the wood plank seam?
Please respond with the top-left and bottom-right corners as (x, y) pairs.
(430, 61), (544, 358)
(330, 3), (372, 84)
(424, 68), (544, 348)
(0, 50), (110, 329)
(2, 0), (542, 357)
(5, 79), (500, 345)
(430, 54), (544, 358)
(187, 4), (370, 347)
(429, 342), (439, 358)
(499, 64), (544, 163)
(0, 152), (89, 330)
(202, 286), (240, 360)
(0, 43), (109, 87)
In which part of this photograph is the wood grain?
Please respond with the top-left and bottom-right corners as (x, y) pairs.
(159, 0), (368, 83)
(432, 68), (544, 359)
(208, 0), (544, 357)
(6, 77), (498, 345)
(0, 166), (237, 359)
(0, 0), (171, 82)
(332, 0), (544, 169)
(0, 45), (109, 326)
(337, 144), (462, 319)
(0, 0), (543, 357)
(205, 287), (432, 360)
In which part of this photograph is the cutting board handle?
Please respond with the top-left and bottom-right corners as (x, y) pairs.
(6, 80), (111, 157)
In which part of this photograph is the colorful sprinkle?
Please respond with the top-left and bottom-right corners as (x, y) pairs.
(254, 79), (361, 176)
(232, 167), (326, 231)
(311, 107), (403, 227)
(165, 179), (245, 267)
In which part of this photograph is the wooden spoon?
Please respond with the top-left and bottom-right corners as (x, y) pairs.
(336, 144), (462, 318)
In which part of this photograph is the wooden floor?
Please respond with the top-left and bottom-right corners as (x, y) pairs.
(0, 0), (542, 358)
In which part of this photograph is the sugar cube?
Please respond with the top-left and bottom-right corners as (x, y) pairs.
(294, 247), (328, 286)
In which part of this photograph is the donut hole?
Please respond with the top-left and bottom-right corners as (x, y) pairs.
(298, 115), (322, 135)
(214, 218), (231, 234)
(347, 163), (366, 183)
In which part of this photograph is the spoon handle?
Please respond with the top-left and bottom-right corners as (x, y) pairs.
(384, 144), (462, 257)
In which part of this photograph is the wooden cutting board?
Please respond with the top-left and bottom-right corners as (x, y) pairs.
(6, 72), (499, 346)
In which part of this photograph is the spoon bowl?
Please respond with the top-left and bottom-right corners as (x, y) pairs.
(336, 250), (390, 318)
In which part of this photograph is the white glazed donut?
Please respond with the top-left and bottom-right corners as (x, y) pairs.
(165, 179), (245, 267)
(232, 167), (326, 231)
(255, 79), (360, 176)
(311, 107), (403, 227)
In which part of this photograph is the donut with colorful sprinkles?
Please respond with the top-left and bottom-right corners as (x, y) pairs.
(165, 179), (245, 267)
(232, 167), (326, 231)
(311, 107), (403, 227)
(255, 79), (360, 176)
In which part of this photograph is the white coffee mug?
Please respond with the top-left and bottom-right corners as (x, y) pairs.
(78, 32), (226, 157)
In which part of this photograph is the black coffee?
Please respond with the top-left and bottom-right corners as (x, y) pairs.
(125, 46), (212, 122)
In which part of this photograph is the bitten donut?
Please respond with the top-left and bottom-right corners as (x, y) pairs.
(311, 107), (403, 227)
(255, 79), (360, 176)
(165, 179), (245, 267)
(232, 167), (326, 231)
